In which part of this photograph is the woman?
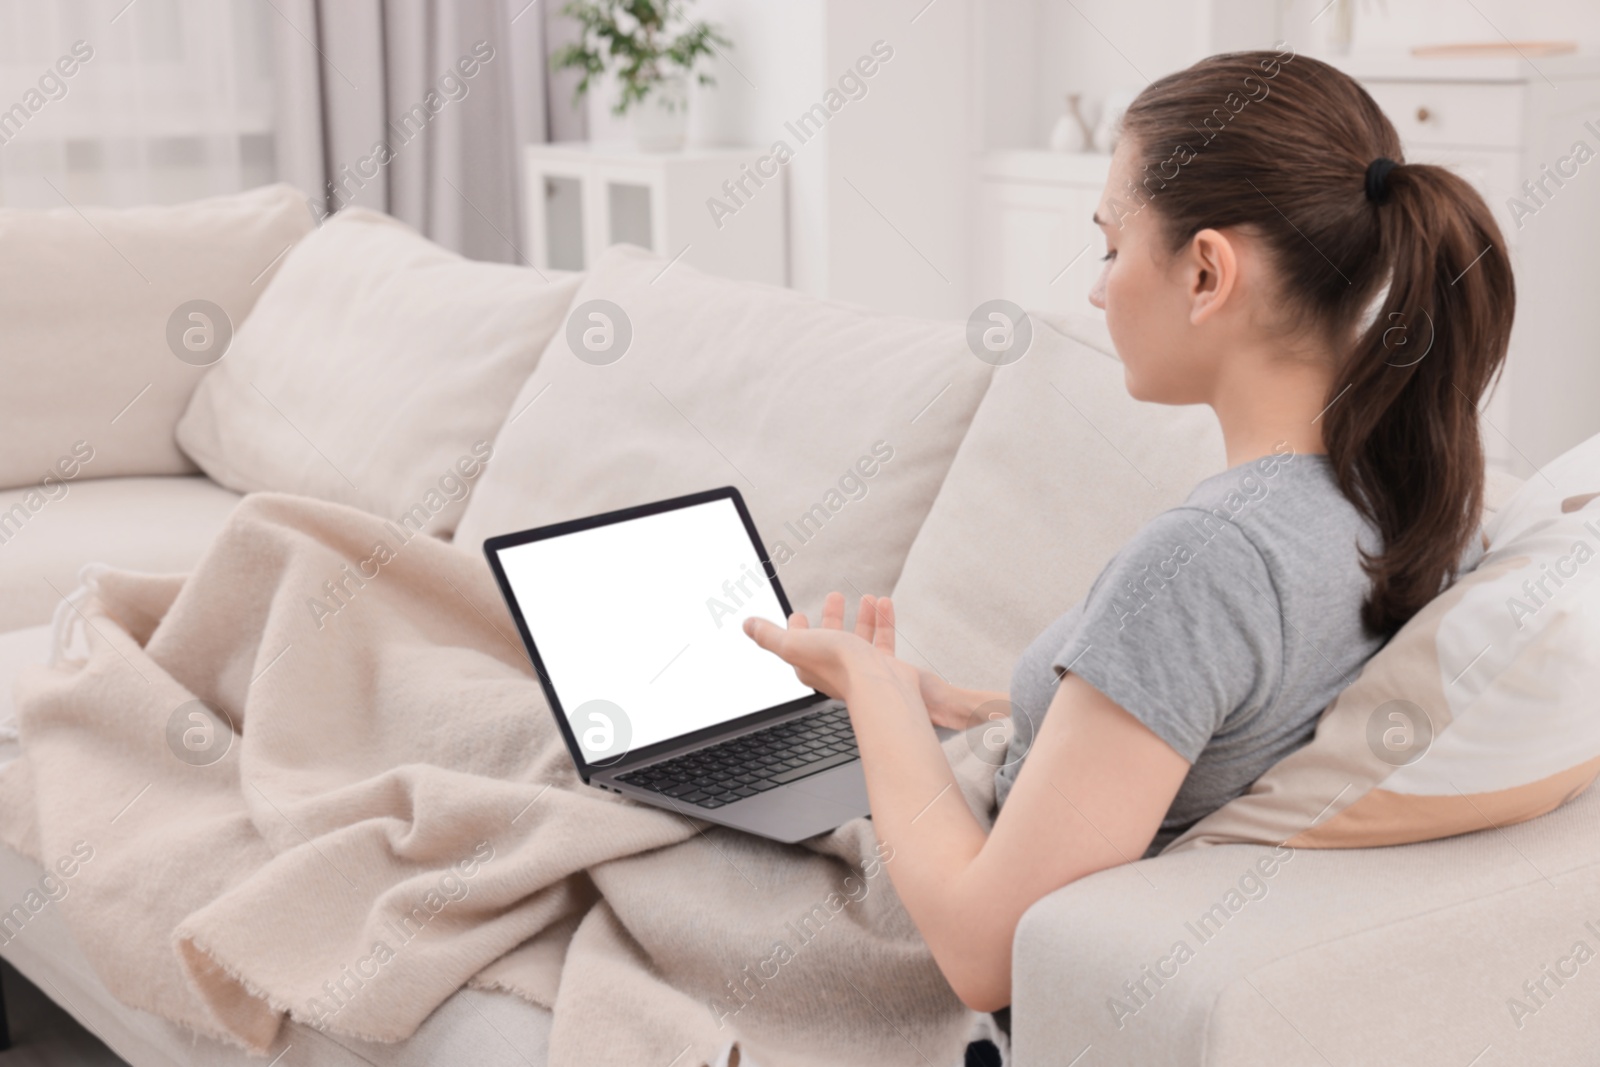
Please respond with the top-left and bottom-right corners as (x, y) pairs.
(742, 50), (1514, 1016)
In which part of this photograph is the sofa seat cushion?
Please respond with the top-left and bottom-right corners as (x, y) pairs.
(454, 244), (996, 614)
(0, 476), (241, 633)
(0, 625), (50, 746)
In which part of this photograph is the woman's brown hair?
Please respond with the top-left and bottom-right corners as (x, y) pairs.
(1120, 48), (1515, 635)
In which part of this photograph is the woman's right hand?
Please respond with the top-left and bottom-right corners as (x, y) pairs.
(831, 592), (1010, 730)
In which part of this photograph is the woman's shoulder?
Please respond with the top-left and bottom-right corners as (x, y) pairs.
(1174, 451), (1372, 555)
(1182, 449), (1342, 515)
(1081, 451), (1373, 622)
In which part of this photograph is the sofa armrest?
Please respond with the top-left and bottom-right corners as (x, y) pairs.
(1011, 785), (1600, 1066)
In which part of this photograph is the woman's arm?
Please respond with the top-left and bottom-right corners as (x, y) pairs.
(745, 596), (1190, 1012)
(918, 672), (1011, 730)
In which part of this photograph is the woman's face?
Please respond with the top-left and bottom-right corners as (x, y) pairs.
(1089, 140), (1224, 406)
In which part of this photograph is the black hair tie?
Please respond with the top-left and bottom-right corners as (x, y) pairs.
(1365, 157), (1399, 204)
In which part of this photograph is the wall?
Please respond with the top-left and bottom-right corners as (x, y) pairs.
(688, 0), (830, 297)
(1024, 0), (1216, 150)
(821, 0), (976, 320)
(979, 0), (1040, 152)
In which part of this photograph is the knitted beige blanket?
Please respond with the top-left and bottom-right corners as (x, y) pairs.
(0, 493), (993, 1065)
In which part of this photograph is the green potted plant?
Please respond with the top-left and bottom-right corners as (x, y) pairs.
(552, 0), (732, 152)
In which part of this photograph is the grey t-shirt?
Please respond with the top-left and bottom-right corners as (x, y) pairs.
(995, 449), (1466, 854)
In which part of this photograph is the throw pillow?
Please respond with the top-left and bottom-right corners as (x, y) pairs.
(453, 244), (995, 614)
(1168, 431), (1600, 851)
(176, 208), (582, 537)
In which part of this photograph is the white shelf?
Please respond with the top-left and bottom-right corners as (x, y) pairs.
(980, 150), (1113, 186)
(524, 142), (786, 286)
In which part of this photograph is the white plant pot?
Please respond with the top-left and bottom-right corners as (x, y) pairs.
(631, 75), (689, 152)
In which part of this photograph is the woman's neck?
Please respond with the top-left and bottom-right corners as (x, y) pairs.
(1208, 339), (1335, 467)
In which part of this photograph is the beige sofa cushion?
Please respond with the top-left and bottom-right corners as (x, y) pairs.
(0, 184), (312, 490)
(455, 244), (995, 614)
(0, 627), (49, 745)
(177, 209), (583, 536)
(0, 476), (241, 633)
(887, 313), (1228, 693)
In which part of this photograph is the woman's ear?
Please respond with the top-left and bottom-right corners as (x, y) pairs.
(1186, 227), (1239, 326)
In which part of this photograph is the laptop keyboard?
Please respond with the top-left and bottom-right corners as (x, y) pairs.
(615, 704), (858, 809)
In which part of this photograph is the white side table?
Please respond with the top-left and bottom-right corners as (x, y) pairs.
(524, 142), (786, 286)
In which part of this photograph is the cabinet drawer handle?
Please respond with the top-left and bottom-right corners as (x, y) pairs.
(1415, 105), (1432, 123)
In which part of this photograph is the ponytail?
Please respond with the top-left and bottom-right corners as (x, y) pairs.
(1120, 52), (1515, 635)
(1326, 164), (1514, 634)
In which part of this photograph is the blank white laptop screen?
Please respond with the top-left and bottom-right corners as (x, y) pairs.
(494, 498), (815, 761)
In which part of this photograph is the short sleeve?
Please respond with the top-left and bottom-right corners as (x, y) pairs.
(1051, 507), (1284, 763)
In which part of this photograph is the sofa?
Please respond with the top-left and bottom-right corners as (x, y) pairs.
(0, 184), (1595, 1066)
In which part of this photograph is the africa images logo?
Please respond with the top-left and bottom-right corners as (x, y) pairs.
(565, 299), (633, 366)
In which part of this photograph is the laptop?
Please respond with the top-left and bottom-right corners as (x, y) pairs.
(482, 486), (870, 843)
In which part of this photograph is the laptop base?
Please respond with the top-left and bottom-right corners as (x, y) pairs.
(599, 757), (870, 844)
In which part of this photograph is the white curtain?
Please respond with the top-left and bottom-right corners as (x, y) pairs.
(0, 0), (573, 263)
(0, 0), (274, 208)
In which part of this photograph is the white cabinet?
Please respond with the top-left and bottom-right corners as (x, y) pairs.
(524, 143), (786, 286)
(974, 151), (1111, 320)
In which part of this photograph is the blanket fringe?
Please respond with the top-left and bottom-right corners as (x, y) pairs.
(0, 565), (110, 742)
(48, 563), (112, 667)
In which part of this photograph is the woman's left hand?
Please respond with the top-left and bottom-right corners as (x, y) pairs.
(742, 591), (915, 701)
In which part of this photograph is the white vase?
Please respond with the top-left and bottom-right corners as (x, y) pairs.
(1047, 93), (1093, 153)
(631, 74), (689, 152)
